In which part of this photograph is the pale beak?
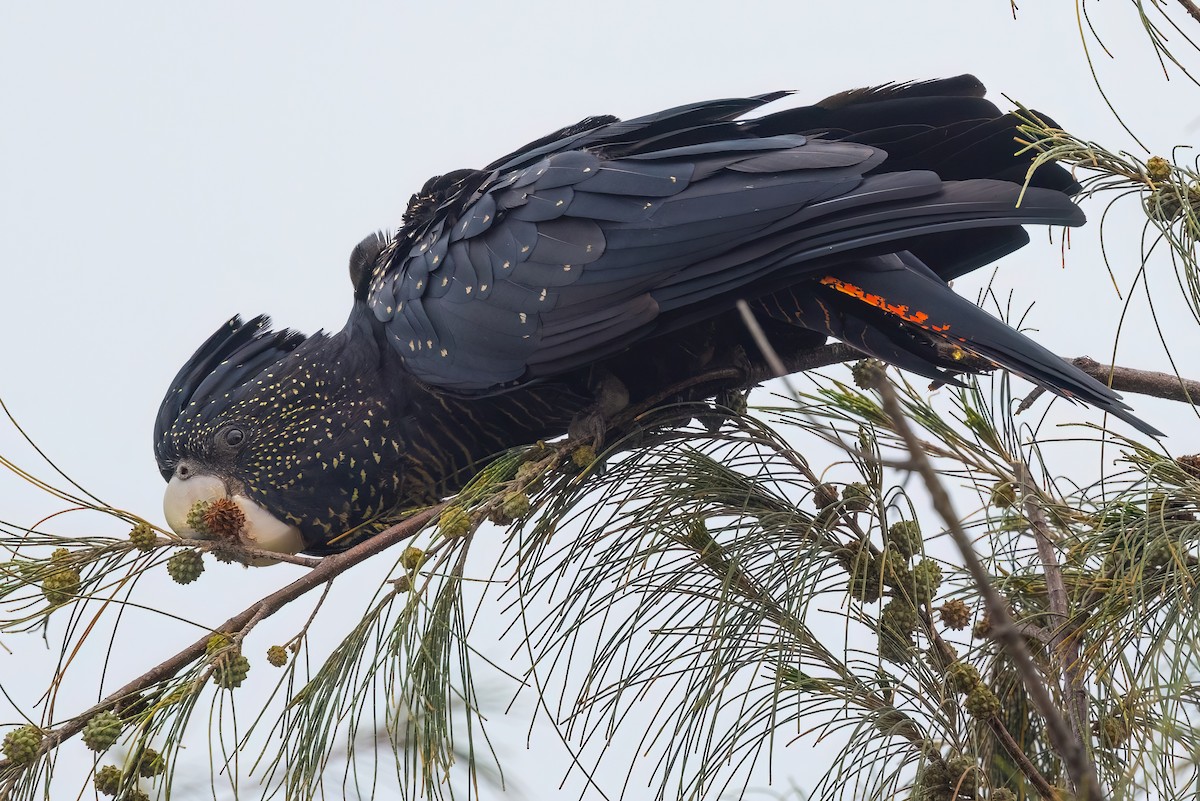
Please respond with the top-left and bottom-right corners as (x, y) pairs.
(163, 473), (306, 561)
(163, 474), (226, 536)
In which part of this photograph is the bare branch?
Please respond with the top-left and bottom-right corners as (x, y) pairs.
(985, 716), (1058, 800)
(1177, 0), (1200, 25)
(1020, 356), (1200, 414)
(1070, 356), (1200, 405)
(628, 330), (1200, 429)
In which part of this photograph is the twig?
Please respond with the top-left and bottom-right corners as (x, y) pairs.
(177, 539), (324, 569)
(728, 314), (1200, 416)
(284, 582), (335, 652)
(0, 506), (440, 776)
(732, 301), (866, 388)
(1177, 0), (1200, 25)
(985, 715), (1058, 800)
(1018, 357), (1200, 413)
(863, 365), (1103, 801)
(763, 343), (866, 378)
(927, 621), (1056, 796)
(1019, 463), (1092, 777)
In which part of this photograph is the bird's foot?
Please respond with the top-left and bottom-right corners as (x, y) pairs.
(716, 386), (750, 415)
(699, 345), (753, 432)
(567, 368), (630, 451)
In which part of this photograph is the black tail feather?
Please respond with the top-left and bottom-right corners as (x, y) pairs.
(770, 254), (1163, 437)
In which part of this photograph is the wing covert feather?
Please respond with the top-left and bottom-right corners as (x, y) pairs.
(367, 82), (1084, 393)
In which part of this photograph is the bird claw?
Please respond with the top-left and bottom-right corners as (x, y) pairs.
(567, 368), (629, 451)
(567, 410), (608, 449)
(716, 386), (750, 416)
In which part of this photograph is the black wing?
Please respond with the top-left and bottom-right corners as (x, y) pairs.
(366, 76), (1083, 393)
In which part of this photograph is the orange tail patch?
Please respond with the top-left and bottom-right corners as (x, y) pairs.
(819, 276), (953, 334)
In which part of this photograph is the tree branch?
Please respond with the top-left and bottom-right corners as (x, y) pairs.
(1019, 356), (1200, 413)
(1177, 0), (1200, 25)
(1070, 356), (1200, 405)
(864, 366), (1103, 801)
(0, 506), (440, 775)
(633, 323), (1200, 426)
(985, 716), (1058, 800)
(1019, 463), (1092, 780)
(614, 309), (1200, 434)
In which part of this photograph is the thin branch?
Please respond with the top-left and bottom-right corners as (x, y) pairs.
(179, 538), (324, 569)
(652, 331), (1200, 437)
(1177, 0), (1200, 25)
(1019, 356), (1200, 413)
(985, 716), (1058, 800)
(614, 325), (1200, 438)
(927, 618), (1056, 795)
(1010, 618), (1056, 647)
(1019, 463), (1092, 775)
(1071, 356), (1200, 405)
(863, 366), (1103, 801)
(283, 581), (335, 652)
(0, 505), (440, 773)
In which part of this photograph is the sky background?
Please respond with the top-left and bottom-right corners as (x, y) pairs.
(2, 2), (1199, 799)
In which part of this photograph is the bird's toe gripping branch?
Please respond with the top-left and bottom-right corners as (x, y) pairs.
(566, 368), (631, 450)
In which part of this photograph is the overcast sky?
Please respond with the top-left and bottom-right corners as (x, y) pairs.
(2, 2), (1198, 799)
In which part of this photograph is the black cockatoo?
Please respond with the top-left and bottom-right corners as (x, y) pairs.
(154, 75), (1159, 557)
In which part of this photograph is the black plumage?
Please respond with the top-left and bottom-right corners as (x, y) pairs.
(154, 76), (1161, 556)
